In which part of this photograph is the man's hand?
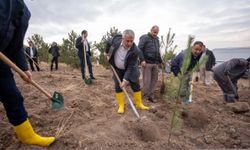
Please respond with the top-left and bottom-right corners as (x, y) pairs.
(20, 70), (32, 83)
(120, 80), (127, 88)
(141, 61), (146, 67)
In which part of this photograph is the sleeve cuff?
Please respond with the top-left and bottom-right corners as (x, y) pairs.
(123, 79), (129, 84)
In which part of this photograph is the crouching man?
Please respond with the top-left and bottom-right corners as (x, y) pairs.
(213, 57), (250, 103)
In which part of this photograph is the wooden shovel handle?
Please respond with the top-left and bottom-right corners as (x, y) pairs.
(0, 52), (52, 99)
(106, 55), (140, 118)
(24, 52), (40, 68)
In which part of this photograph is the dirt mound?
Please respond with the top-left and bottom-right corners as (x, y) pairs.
(0, 63), (249, 149)
(182, 105), (210, 128)
(126, 117), (161, 142)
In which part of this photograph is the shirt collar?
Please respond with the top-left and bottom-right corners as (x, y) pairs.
(120, 43), (131, 51)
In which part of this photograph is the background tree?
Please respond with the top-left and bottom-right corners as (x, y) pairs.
(29, 34), (50, 63)
(160, 28), (178, 94)
(94, 27), (120, 69)
(160, 28), (177, 68)
(60, 30), (79, 68)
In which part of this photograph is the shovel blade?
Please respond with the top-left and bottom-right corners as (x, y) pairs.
(84, 78), (92, 85)
(52, 91), (64, 109)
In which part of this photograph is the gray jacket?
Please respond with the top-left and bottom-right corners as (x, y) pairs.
(212, 58), (249, 83)
(138, 33), (162, 64)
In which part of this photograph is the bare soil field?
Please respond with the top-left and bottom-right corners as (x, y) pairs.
(0, 63), (249, 150)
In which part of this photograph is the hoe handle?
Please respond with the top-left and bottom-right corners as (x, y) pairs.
(0, 52), (52, 99)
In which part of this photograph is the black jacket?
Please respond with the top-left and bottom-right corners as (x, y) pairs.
(138, 33), (162, 64)
(0, 0), (30, 72)
(49, 45), (60, 57)
(25, 46), (38, 58)
(205, 49), (216, 71)
(75, 37), (91, 59)
(105, 34), (140, 83)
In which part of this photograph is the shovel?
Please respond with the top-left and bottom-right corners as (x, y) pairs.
(24, 52), (41, 70)
(83, 41), (92, 85)
(0, 52), (64, 109)
(106, 55), (140, 118)
(188, 80), (193, 103)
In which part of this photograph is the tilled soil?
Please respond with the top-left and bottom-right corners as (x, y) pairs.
(0, 63), (249, 150)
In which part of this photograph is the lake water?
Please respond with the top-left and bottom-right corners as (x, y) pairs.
(212, 47), (250, 63)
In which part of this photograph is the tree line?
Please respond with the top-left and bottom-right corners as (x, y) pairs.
(28, 27), (176, 71)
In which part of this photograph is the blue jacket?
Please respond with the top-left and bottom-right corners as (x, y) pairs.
(171, 49), (201, 76)
(0, 0), (30, 71)
(105, 34), (140, 83)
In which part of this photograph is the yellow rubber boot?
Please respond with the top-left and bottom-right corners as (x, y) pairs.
(14, 119), (55, 147)
(133, 91), (150, 110)
(116, 92), (125, 113)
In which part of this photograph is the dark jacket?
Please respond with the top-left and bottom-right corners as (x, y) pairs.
(49, 45), (60, 57)
(0, 0), (30, 71)
(75, 36), (91, 58)
(105, 34), (140, 83)
(138, 33), (162, 64)
(205, 49), (216, 71)
(170, 49), (202, 76)
(25, 46), (38, 58)
(212, 58), (249, 83)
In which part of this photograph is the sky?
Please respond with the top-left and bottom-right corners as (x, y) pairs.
(24, 0), (250, 52)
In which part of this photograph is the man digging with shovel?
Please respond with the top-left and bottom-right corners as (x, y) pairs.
(105, 29), (149, 114)
(76, 30), (96, 84)
(0, 0), (55, 147)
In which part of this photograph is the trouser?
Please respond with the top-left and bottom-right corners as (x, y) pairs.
(213, 73), (237, 102)
(0, 2), (30, 126)
(28, 58), (40, 71)
(180, 73), (192, 103)
(199, 68), (213, 85)
(51, 57), (58, 71)
(0, 62), (28, 126)
(113, 67), (140, 93)
(79, 54), (93, 79)
(142, 63), (159, 99)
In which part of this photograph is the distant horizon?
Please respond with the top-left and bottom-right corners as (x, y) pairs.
(24, 0), (250, 51)
(212, 47), (249, 62)
(213, 47), (250, 50)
